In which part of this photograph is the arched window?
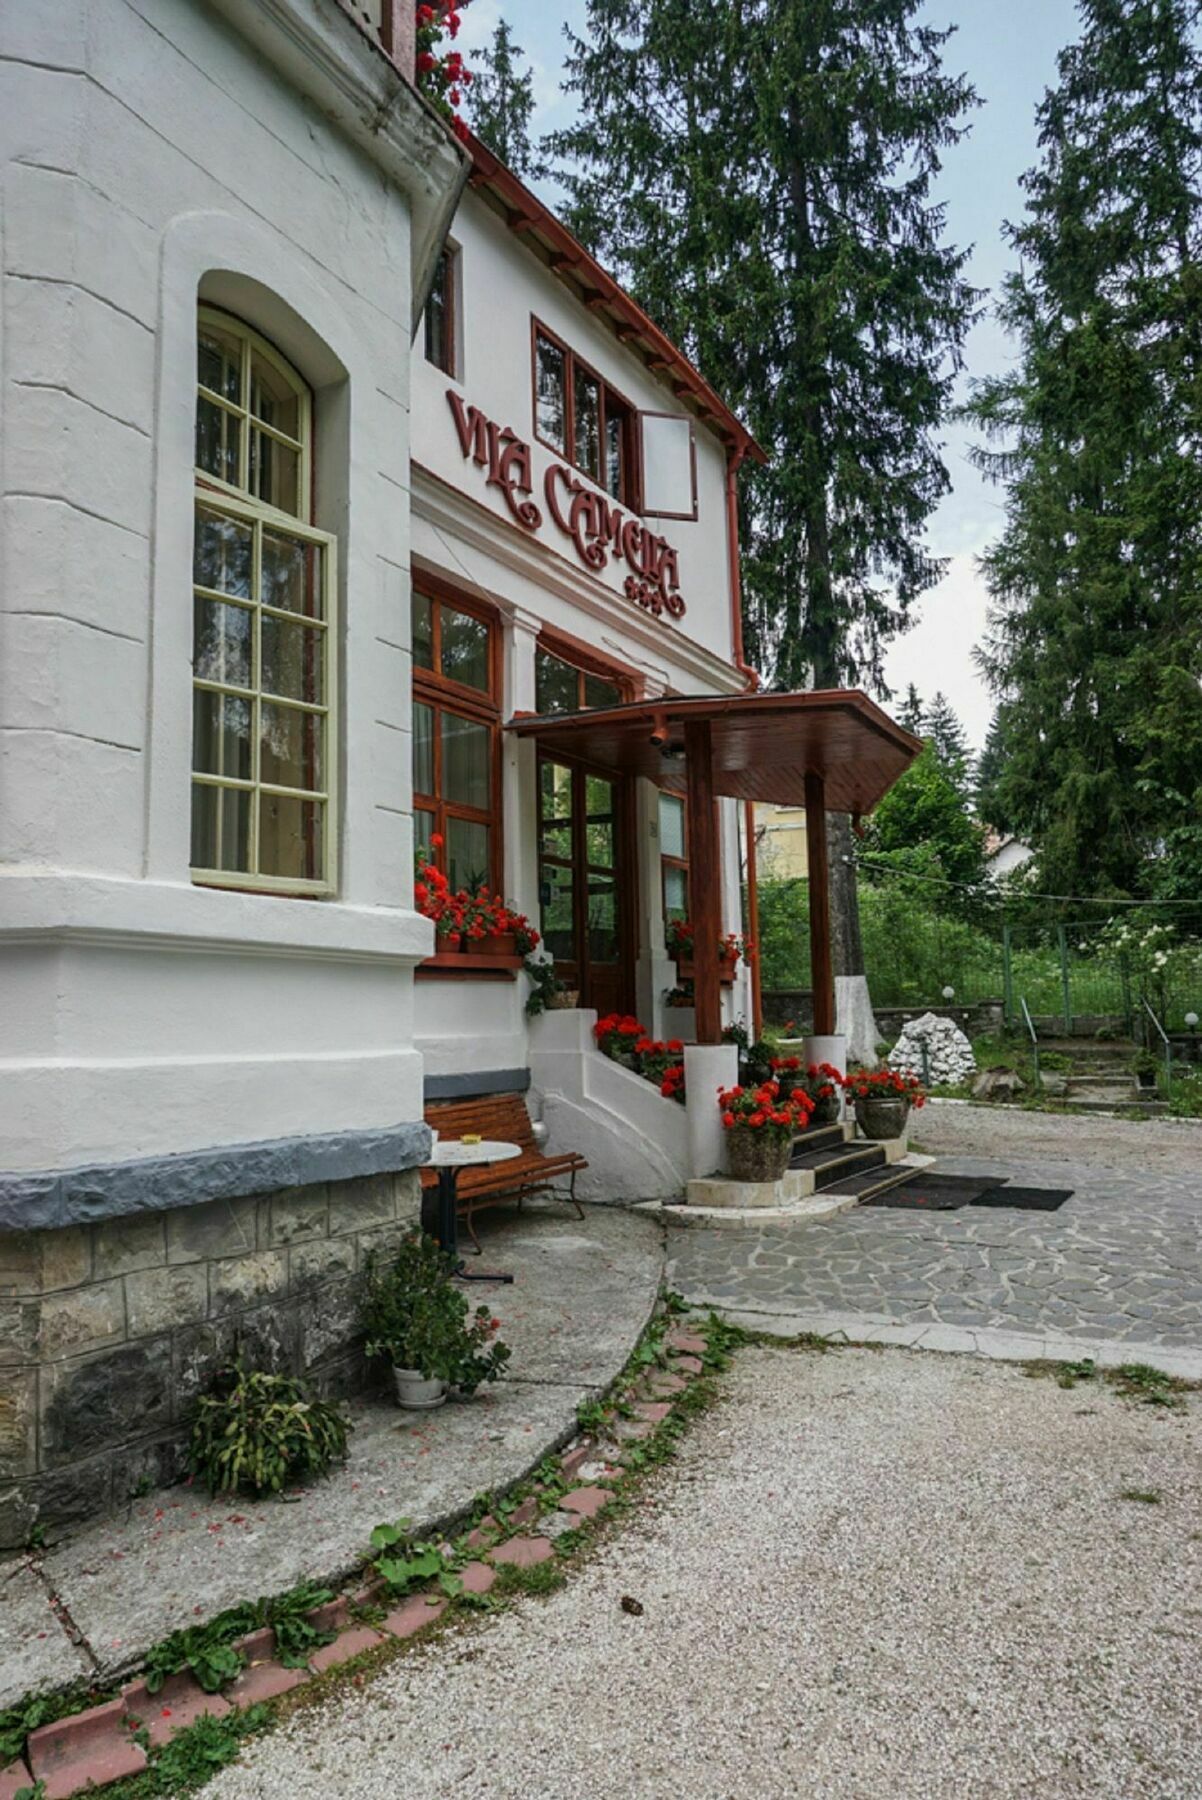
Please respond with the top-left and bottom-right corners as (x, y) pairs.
(191, 306), (336, 893)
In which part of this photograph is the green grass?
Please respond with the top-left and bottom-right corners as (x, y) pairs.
(1119, 1489), (1163, 1505)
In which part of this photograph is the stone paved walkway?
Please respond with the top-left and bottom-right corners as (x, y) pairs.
(669, 1137), (1202, 1355)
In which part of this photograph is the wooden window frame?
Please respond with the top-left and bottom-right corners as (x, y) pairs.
(412, 576), (503, 900)
(534, 633), (638, 716)
(192, 307), (337, 898)
(530, 317), (639, 512)
(424, 242), (459, 380)
(639, 408), (699, 523)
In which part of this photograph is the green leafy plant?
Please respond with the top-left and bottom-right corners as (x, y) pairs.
(144, 1628), (243, 1697)
(359, 1234), (510, 1390)
(187, 1362), (351, 1497)
(369, 1521), (454, 1595)
(0, 1689), (117, 1770)
(524, 955), (572, 1017)
(1112, 1363), (1188, 1410)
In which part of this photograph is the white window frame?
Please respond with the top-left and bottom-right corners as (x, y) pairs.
(192, 307), (338, 896)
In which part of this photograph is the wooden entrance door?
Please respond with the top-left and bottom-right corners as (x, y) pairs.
(538, 755), (635, 1017)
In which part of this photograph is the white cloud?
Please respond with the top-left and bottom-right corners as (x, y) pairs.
(882, 552), (995, 747)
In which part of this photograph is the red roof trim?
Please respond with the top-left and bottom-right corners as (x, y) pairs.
(464, 131), (766, 466)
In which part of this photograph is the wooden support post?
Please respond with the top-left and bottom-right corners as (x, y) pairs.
(685, 718), (722, 1045)
(804, 770), (835, 1037)
(744, 800), (763, 1040)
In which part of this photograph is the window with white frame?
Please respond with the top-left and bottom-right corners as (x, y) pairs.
(191, 307), (337, 893)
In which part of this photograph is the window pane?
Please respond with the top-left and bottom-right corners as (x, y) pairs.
(664, 864), (688, 918)
(192, 692), (252, 780)
(412, 591), (434, 671)
(194, 506), (252, 597)
(583, 672), (621, 710)
(585, 774), (614, 869)
(424, 249), (454, 375)
(196, 396), (240, 486)
(198, 325), (241, 402)
(539, 760), (574, 859)
(414, 809), (437, 861)
(539, 860), (576, 961)
(249, 351), (300, 440)
(260, 701), (323, 792)
(447, 817), (490, 894)
(659, 793), (686, 860)
(574, 366), (601, 481)
(440, 606), (489, 691)
(193, 597), (252, 690)
(586, 873), (618, 961)
(261, 614), (323, 705)
(605, 406), (624, 501)
(413, 700), (434, 797)
(250, 428), (300, 516)
(441, 712), (490, 809)
(260, 793), (323, 882)
(262, 531), (321, 618)
(535, 333), (566, 452)
(191, 782), (251, 873)
(535, 649), (578, 715)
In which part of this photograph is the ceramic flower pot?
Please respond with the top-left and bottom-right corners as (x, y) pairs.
(393, 1367), (447, 1410)
(808, 1093), (842, 1128)
(727, 1128), (793, 1183)
(853, 1095), (910, 1141)
(547, 989), (580, 1009)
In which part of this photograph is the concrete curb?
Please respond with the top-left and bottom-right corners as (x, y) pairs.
(687, 1297), (1202, 1381)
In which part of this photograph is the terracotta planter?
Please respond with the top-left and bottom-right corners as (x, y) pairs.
(726, 1127), (793, 1183)
(393, 1368), (446, 1410)
(467, 931), (518, 957)
(437, 932), (462, 952)
(853, 1094), (910, 1141)
(675, 957), (737, 986)
(548, 989), (580, 1009)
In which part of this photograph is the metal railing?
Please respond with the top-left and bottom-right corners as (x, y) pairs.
(1142, 999), (1173, 1096)
(1020, 996), (1040, 1088)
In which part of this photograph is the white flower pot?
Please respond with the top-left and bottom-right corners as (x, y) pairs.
(393, 1367), (446, 1410)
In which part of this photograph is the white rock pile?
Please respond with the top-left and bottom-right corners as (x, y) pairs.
(888, 1012), (976, 1087)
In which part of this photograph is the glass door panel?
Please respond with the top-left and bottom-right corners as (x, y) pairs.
(537, 757), (633, 1013)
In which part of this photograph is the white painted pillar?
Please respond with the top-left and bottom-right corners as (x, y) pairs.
(804, 1033), (848, 1120)
(683, 1042), (739, 1178)
(503, 608), (541, 921)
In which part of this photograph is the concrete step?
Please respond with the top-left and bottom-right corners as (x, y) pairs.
(1065, 1074), (1138, 1094)
(829, 1162), (916, 1202)
(812, 1145), (888, 1191)
(790, 1123), (847, 1156)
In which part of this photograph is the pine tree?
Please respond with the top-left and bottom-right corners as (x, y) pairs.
(923, 691), (972, 784)
(548, 0), (980, 1054)
(466, 19), (545, 180)
(974, 707), (1014, 829)
(966, 0), (1202, 901)
(897, 684), (927, 735)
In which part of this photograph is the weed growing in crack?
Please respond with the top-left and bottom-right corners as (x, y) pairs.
(1119, 1489), (1163, 1504)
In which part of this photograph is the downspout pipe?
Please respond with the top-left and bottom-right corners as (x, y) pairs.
(726, 447), (764, 1041)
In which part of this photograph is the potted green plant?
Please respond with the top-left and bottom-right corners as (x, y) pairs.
(524, 956), (577, 1017)
(845, 1068), (926, 1139)
(360, 1235), (511, 1410)
(718, 1080), (814, 1182)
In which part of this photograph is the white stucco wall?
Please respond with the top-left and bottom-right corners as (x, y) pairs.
(0, 0), (465, 1173)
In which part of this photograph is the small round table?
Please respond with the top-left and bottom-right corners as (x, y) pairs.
(422, 1139), (521, 1283)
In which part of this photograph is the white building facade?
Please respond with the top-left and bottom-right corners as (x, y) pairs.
(408, 140), (760, 1197)
(0, 0), (465, 1546)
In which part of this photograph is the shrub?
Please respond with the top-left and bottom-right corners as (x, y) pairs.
(188, 1362), (351, 1497)
(359, 1234), (510, 1391)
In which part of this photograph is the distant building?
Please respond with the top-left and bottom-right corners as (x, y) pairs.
(984, 830), (1035, 880)
(754, 805), (810, 879)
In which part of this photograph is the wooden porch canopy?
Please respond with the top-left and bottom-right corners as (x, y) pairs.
(508, 691), (921, 1046)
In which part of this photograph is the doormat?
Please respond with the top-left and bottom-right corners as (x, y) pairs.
(969, 1185), (1073, 1212)
(861, 1174), (1002, 1210)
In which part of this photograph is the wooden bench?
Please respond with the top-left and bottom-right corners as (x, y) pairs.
(422, 1093), (587, 1253)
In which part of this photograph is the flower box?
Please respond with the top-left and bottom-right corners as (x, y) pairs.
(674, 956), (737, 986)
(466, 931), (518, 957)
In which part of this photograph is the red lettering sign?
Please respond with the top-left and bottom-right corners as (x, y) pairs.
(446, 391), (686, 622)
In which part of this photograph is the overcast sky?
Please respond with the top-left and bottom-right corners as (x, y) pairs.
(458, 1), (1083, 746)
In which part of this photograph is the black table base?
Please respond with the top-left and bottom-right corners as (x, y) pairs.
(422, 1164), (513, 1284)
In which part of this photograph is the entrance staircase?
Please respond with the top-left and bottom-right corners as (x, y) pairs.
(788, 1122), (914, 1202)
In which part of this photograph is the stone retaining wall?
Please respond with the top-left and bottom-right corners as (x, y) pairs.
(0, 1171), (420, 1549)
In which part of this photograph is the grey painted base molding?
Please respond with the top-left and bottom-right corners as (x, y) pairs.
(0, 1121), (431, 1232)
(424, 1067), (530, 1101)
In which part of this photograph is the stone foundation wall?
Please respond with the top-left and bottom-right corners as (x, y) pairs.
(0, 1170), (421, 1549)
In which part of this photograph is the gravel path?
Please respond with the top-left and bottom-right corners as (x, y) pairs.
(209, 1347), (1201, 1800)
(916, 1099), (1202, 1177)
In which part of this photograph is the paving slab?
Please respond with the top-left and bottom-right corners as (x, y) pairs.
(0, 1559), (91, 1708)
(16, 1206), (661, 1692)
